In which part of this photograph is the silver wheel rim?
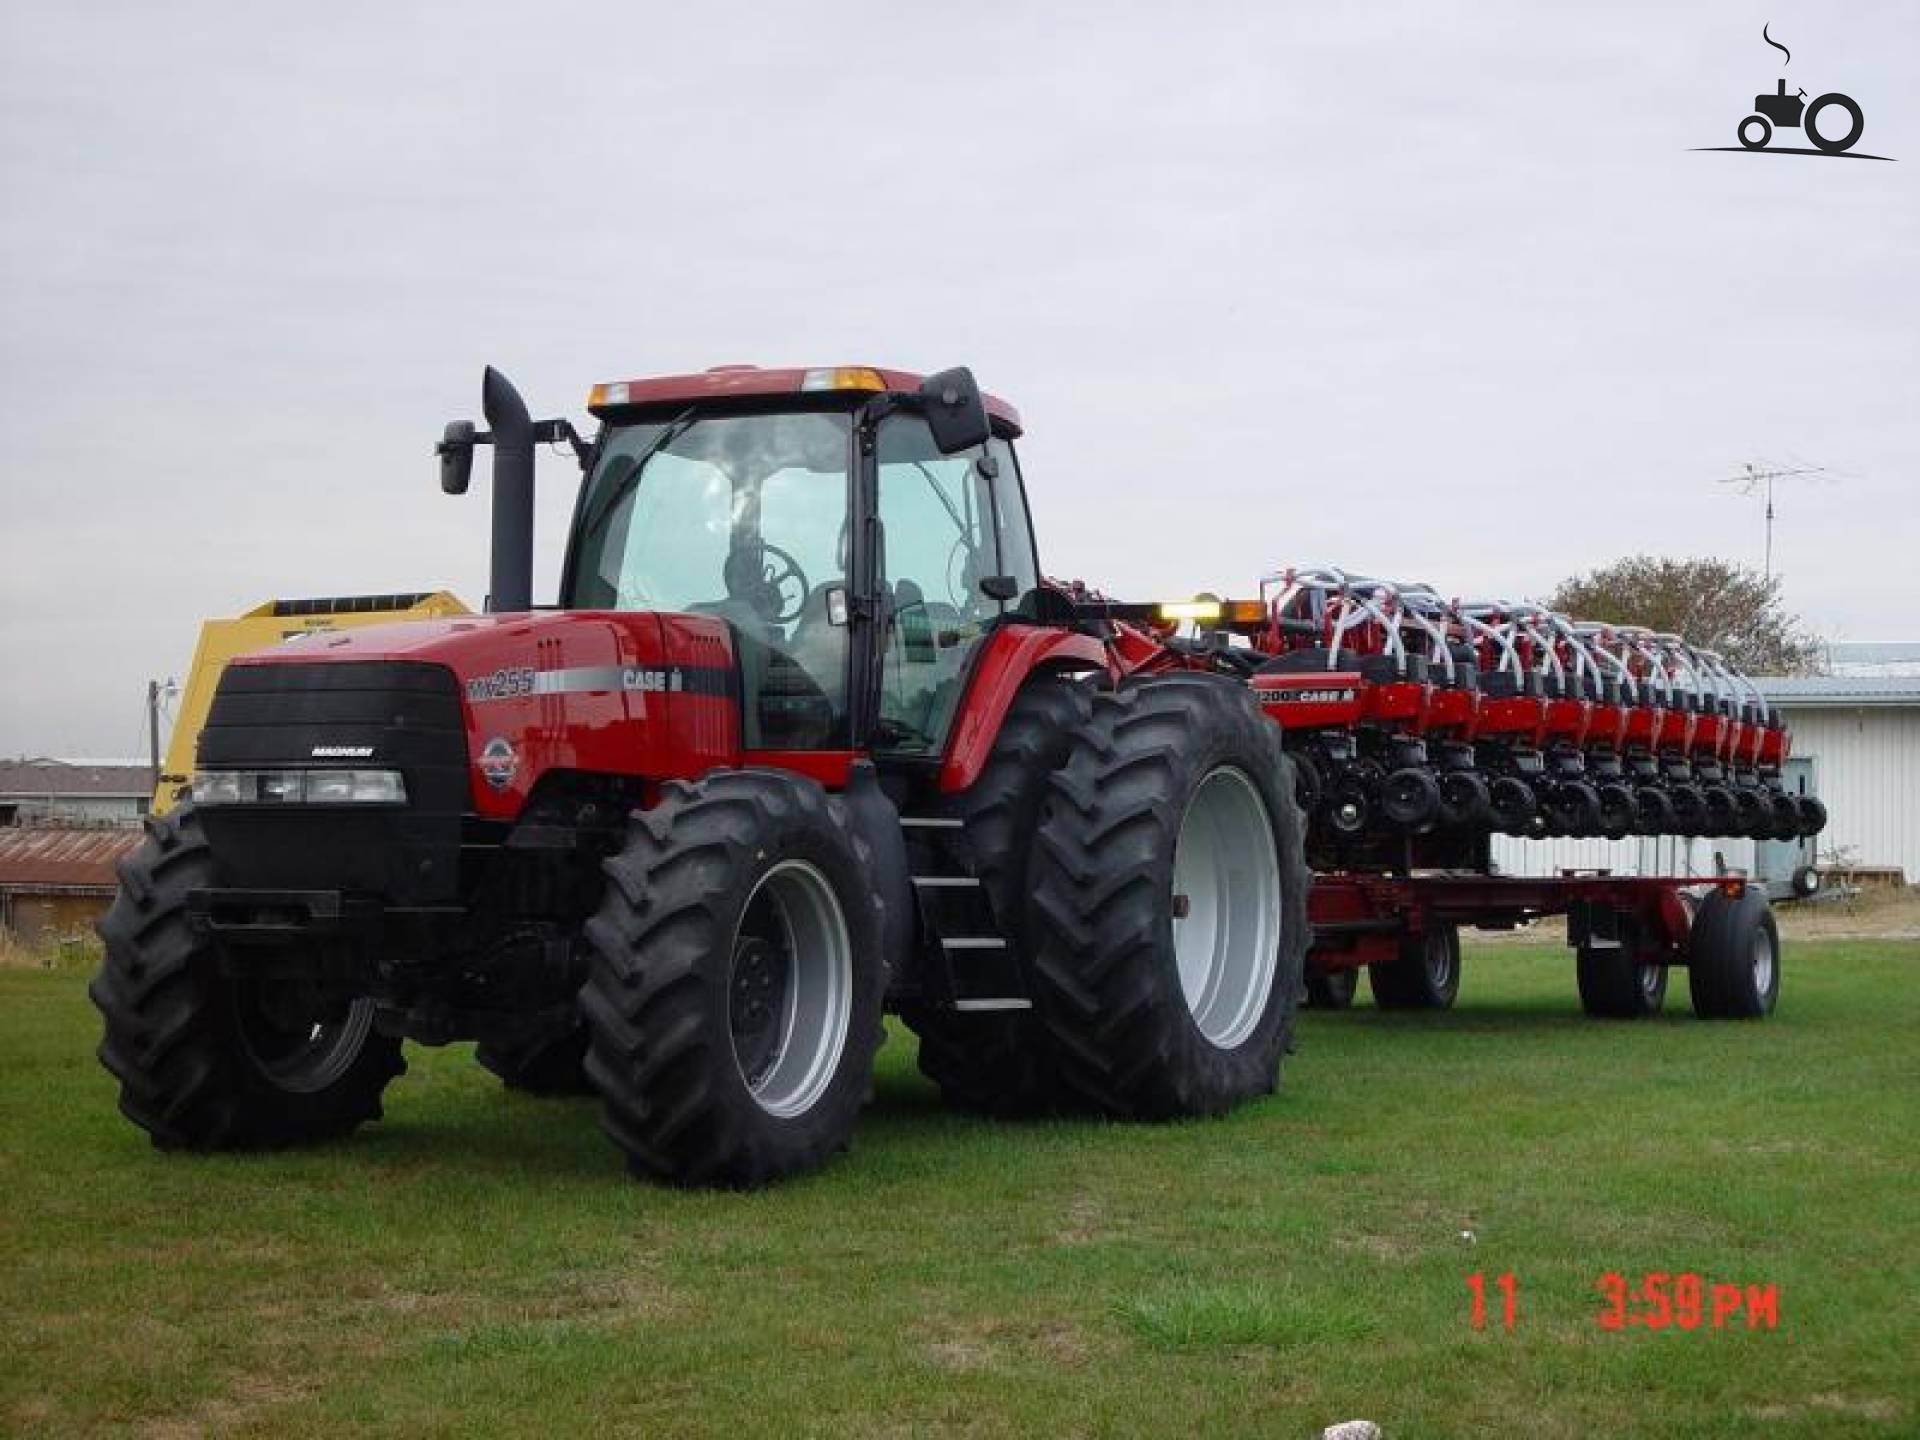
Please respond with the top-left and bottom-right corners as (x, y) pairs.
(1172, 766), (1281, 1050)
(1638, 964), (1662, 1000)
(1751, 928), (1775, 997)
(1427, 932), (1456, 991)
(729, 860), (852, 1118)
(238, 995), (375, 1094)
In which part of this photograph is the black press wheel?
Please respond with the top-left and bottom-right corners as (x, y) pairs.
(1382, 767), (1442, 829)
(90, 805), (405, 1149)
(579, 770), (886, 1185)
(1667, 783), (1709, 836)
(1767, 791), (1801, 842)
(1370, 924), (1461, 1010)
(1596, 782), (1637, 840)
(1688, 888), (1780, 1019)
(1544, 781), (1602, 837)
(1794, 795), (1828, 837)
(1576, 944), (1668, 1018)
(1303, 964), (1359, 1010)
(1437, 770), (1490, 828)
(1026, 673), (1309, 1118)
(898, 676), (1091, 1116)
(1634, 786), (1677, 835)
(1488, 776), (1536, 835)
(1804, 93), (1864, 154)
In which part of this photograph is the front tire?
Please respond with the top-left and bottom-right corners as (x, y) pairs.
(579, 770), (886, 1186)
(1027, 674), (1309, 1118)
(90, 805), (405, 1149)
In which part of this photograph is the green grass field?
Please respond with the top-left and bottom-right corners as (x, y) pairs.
(4, 940), (1917, 1438)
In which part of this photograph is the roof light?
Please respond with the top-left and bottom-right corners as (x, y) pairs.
(800, 367), (887, 393)
(1157, 599), (1267, 625)
(1159, 600), (1223, 623)
(588, 381), (631, 408)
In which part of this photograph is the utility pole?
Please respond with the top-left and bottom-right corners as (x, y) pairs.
(1719, 461), (1827, 584)
(146, 678), (177, 801)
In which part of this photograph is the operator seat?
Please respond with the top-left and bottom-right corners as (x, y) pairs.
(783, 581), (849, 728)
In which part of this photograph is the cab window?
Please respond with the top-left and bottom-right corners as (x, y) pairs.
(874, 416), (1037, 752)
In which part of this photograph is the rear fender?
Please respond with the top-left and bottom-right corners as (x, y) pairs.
(938, 625), (1109, 794)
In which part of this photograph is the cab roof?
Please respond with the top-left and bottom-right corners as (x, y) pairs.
(586, 364), (1022, 434)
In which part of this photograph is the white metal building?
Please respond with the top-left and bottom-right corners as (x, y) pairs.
(1491, 677), (1920, 889)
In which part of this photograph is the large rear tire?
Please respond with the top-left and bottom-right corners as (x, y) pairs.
(898, 676), (1089, 1116)
(1026, 674), (1309, 1118)
(90, 806), (405, 1149)
(579, 770), (886, 1186)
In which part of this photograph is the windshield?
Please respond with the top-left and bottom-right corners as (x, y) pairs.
(567, 410), (853, 748)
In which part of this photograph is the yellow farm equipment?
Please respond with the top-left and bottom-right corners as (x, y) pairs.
(152, 593), (470, 815)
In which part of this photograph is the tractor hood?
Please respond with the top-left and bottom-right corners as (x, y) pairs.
(220, 609), (742, 818)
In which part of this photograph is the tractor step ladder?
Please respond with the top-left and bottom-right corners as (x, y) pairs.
(901, 816), (1030, 1012)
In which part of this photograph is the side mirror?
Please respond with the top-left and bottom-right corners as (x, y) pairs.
(438, 421), (476, 495)
(917, 366), (990, 455)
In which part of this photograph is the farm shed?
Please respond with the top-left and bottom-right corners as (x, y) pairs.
(0, 828), (142, 947)
(1491, 676), (1920, 892)
(0, 760), (153, 827)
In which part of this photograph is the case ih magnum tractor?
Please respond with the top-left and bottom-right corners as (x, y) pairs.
(93, 363), (1804, 1186)
(93, 365), (1309, 1186)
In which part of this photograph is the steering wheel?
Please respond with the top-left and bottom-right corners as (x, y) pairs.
(761, 543), (810, 624)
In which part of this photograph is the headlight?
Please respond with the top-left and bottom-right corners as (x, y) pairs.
(191, 769), (408, 806)
(303, 769), (407, 804)
(191, 770), (247, 805)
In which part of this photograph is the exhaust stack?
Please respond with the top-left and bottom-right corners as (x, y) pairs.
(482, 366), (535, 614)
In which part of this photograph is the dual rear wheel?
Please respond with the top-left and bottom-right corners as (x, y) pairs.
(1575, 888), (1780, 1019)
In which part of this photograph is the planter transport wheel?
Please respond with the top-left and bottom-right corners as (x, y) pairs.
(1370, 924), (1461, 1010)
(1303, 964), (1359, 1010)
(1688, 888), (1780, 1019)
(1577, 942), (1668, 1018)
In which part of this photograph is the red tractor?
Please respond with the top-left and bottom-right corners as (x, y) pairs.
(92, 364), (1310, 1186)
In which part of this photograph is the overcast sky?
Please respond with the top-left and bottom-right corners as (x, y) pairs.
(2, 1), (1914, 759)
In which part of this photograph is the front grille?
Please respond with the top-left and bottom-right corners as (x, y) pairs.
(197, 661), (467, 904)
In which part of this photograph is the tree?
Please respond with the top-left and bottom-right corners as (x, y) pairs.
(1544, 556), (1819, 675)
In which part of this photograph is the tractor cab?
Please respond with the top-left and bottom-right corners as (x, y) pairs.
(448, 365), (1044, 764)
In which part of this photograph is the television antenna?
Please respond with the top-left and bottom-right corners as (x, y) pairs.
(1718, 460), (1828, 583)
